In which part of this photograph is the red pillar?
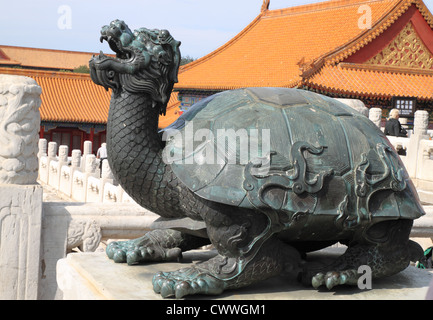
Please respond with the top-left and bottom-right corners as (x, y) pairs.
(39, 126), (45, 139)
(90, 128), (95, 153)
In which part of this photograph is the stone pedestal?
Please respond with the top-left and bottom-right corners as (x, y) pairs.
(0, 184), (43, 299)
(57, 249), (433, 300)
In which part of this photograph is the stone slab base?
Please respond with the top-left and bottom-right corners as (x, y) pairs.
(57, 248), (433, 300)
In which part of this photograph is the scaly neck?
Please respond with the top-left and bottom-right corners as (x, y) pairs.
(106, 90), (166, 209)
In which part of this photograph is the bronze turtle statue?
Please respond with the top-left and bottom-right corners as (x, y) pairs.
(89, 20), (425, 299)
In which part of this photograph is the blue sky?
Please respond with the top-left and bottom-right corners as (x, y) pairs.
(1, 0), (433, 59)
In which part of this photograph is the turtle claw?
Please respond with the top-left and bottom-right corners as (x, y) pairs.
(311, 272), (325, 289)
(152, 267), (226, 299)
(106, 238), (182, 265)
(312, 269), (358, 289)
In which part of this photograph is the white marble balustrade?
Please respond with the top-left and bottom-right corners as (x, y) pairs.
(38, 140), (138, 205)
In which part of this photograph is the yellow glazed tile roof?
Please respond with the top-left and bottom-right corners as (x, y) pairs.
(1, 0), (432, 130)
(176, 0), (433, 100)
(0, 67), (180, 128)
(159, 92), (181, 128)
(177, 0), (401, 90)
(0, 45), (106, 70)
(0, 68), (111, 123)
(305, 63), (433, 99)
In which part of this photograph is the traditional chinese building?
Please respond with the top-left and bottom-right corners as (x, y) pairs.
(0, 45), (181, 155)
(175, 0), (433, 127)
(1, 0), (433, 150)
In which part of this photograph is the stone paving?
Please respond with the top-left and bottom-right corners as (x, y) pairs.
(57, 248), (433, 300)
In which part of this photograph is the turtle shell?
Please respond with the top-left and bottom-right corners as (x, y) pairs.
(161, 88), (424, 222)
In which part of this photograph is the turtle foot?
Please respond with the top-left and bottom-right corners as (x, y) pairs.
(106, 232), (183, 265)
(107, 240), (182, 265)
(152, 267), (226, 299)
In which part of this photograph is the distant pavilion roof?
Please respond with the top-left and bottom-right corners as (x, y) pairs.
(2, 0), (432, 129)
(0, 45), (106, 71)
(0, 67), (180, 128)
(176, 0), (433, 100)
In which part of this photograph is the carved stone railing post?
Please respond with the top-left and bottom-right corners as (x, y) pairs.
(406, 110), (431, 178)
(71, 149), (82, 169)
(413, 110), (429, 136)
(369, 108), (382, 128)
(48, 141), (57, 160)
(0, 74), (43, 299)
(81, 140), (92, 172)
(38, 138), (47, 159)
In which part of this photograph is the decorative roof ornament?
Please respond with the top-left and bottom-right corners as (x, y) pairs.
(261, 0), (270, 12)
(365, 22), (433, 70)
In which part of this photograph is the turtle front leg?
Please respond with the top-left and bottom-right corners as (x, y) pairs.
(152, 205), (302, 298)
(106, 229), (210, 265)
(152, 258), (227, 299)
(153, 236), (301, 298)
(302, 219), (424, 289)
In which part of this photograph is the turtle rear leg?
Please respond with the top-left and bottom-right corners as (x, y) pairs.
(302, 219), (424, 289)
(106, 229), (210, 265)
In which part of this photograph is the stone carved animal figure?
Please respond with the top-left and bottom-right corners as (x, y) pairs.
(89, 20), (425, 299)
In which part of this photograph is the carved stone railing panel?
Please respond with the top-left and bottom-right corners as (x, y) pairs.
(40, 202), (158, 299)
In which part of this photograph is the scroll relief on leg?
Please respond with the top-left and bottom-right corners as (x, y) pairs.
(152, 206), (302, 299)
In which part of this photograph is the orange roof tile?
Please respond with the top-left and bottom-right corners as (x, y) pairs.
(0, 48), (20, 65)
(0, 67), (111, 123)
(158, 92), (182, 128)
(0, 45), (113, 71)
(176, 0), (400, 90)
(176, 0), (433, 101)
(302, 0), (433, 99)
(0, 67), (179, 128)
(304, 63), (433, 99)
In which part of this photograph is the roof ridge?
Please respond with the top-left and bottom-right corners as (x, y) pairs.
(416, 0), (433, 27)
(0, 67), (92, 80)
(0, 48), (11, 61)
(0, 48), (21, 65)
(339, 62), (433, 75)
(0, 44), (104, 56)
(264, 0), (399, 17)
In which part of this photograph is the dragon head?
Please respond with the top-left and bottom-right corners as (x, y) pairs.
(89, 20), (181, 115)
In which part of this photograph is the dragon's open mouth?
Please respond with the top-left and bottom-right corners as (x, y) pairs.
(99, 35), (130, 60)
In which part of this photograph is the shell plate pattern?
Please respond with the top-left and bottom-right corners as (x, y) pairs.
(162, 87), (424, 231)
